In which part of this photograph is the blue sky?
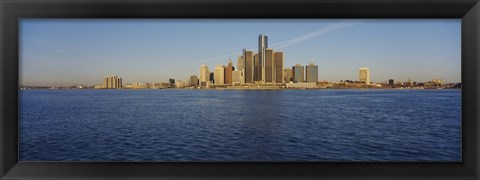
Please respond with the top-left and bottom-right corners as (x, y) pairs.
(20, 19), (461, 86)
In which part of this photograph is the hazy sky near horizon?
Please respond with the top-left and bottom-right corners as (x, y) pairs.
(20, 19), (461, 86)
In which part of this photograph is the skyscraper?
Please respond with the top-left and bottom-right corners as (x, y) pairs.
(103, 76), (122, 89)
(258, 34), (268, 82)
(253, 53), (261, 81)
(236, 56), (244, 73)
(292, 64), (305, 83)
(264, 48), (274, 83)
(284, 68), (293, 83)
(243, 49), (254, 84)
(305, 63), (318, 83)
(224, 59), (234, 84)
(199, 64), (210, 86)
(359, 67), (370, 85)
(273, 51), (284, 84)
(214, 65), (225, 85)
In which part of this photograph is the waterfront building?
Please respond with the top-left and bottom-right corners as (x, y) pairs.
(103, 76), (122, 89)
(359, 67), (370, 85)
(389, 79), (394, 86)
(264, 48), (274, 83)
(232, 70), (244, 84)
(214, 65), (225, 85)
(224, 59), (234, 85)
(273, 51), (284, 84)
(190, 75), (199, 87)
(237, 56), (244, 73)
(259, 34), (268, 82)
(292, 64), (305, 83)
(284, 68), (293, 83)
(199, 64), (210, 86)
(305, 63), (318, 83)
(169, 78), (175, 87)
(243, 49), (254, 83)
(254, 53), (261, 81)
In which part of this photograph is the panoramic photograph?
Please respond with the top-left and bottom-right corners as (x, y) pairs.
(19, 19), (461, 161)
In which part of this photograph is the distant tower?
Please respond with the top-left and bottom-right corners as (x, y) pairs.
(359, 67), (370, 85)
(236, 56), (244, 73)
(224, 59), (234, 85)
(199, 64), (210, 86)
(273, 51), (284, 84)
(292, 64), (305, 83)
(214, 65), (225, 85)
(305, 63), (318, 83)
(243, 49), (254, 84)
(264, 48), (275, 83)
(253, 53), (260, 81)
(104, 76), (122, 89)
(259, 34), (268, 82)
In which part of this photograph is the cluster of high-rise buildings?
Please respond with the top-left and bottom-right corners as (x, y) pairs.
(198, 34), (319, 88)
(103, 76), (122, 89)
(92, 35), (456, 90)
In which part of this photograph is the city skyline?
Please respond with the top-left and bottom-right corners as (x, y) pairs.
(20, 19), (461, 86)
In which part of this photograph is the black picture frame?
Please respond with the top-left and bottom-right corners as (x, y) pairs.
(1, 0), (479, 179)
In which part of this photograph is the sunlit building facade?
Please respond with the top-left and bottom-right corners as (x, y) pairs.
(224, 59), (234, 85)
(243, 49), (254, 84)
(292, 64), (305, 83)
(359, 67), (370, 85)
(306, 63), (318, 83)
(103, 76), (122, 89)
(258, 34), (268, 82)
(273, 51), (284, 84)
(214, 65), (225, 85)
(199, 64), (210, 86)
(264, 48), (274, 83)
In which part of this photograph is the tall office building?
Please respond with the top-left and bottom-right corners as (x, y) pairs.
(273, 52), (284, 83)
(243, 49), (254, 84)
(253, 53), (261, 81)
(284, 68), (293, 83)
(237, 56), (244, 73)
(199, 64), (210, 85)
(190, 75), (199, 86)
(264, 48), (274, 83)
(214, 65), (225, 85)
(305, 63), (319, 83)
(169, 78), (175, 87)
(224, 59), (234, 84)
(359, 67), (370, 85)
(258, 34), (268, 82)
(292, 64), (305, 83)
(103, 76), (122, 89)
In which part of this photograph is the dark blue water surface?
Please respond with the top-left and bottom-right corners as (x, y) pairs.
(19, 89), (461, 161)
